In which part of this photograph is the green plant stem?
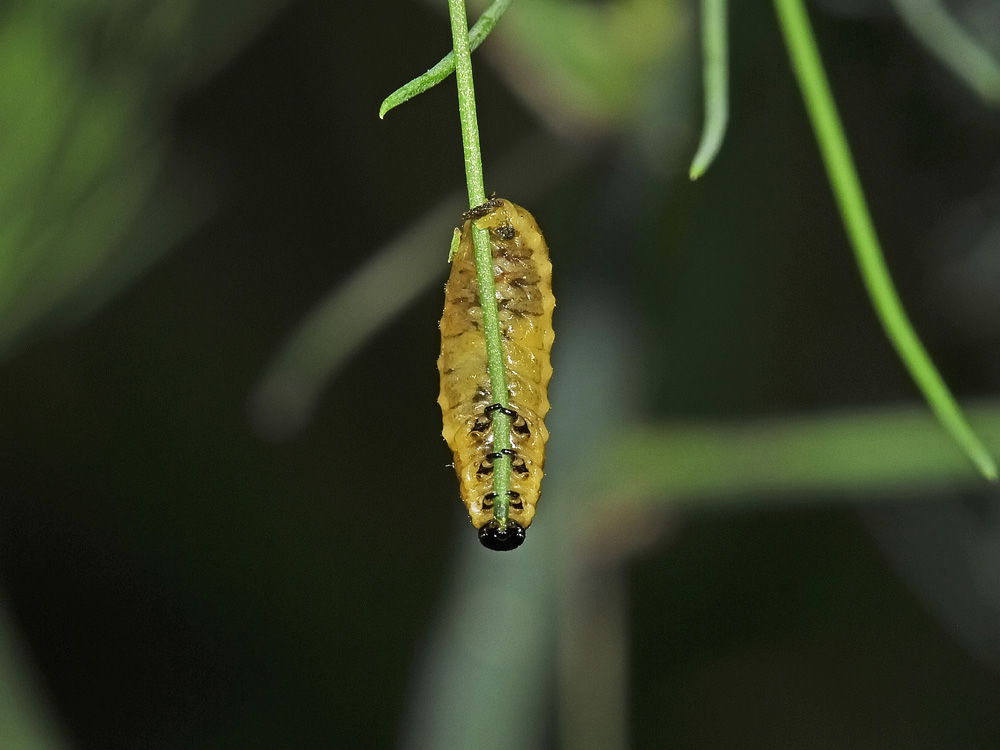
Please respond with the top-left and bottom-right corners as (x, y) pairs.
(607, 401), (1000, 504)
(380, 0), (512, 118)
(773, 0), (997, 481)
(689, 0), (729, 179)
(889, 0), (1000, 106)
(448, 0), (513, 527)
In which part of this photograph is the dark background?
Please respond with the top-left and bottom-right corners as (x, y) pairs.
(1, 1), (999, 747)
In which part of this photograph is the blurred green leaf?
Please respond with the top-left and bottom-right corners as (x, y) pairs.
(465, 0), (694, 169)
(250, 133), (583, 440)
(0, 0), (283, 357)
(0, 602), (67, 750)
(607, 402), (1000, 505)
(890, 0), (1000, 106)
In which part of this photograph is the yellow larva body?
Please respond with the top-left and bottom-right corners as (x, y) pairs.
(437, 199), (554, 541)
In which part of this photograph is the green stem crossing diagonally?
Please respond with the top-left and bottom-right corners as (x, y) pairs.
(380, 0), (512, 119)
(773, 0), (997, 480)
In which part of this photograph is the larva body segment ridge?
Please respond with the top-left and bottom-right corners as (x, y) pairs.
(437, 199), (554, 548)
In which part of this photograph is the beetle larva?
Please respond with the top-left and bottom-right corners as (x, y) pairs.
(437, 198), (554, 551)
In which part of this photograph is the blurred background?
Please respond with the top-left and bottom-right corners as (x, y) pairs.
(1, 0), (1000, 747)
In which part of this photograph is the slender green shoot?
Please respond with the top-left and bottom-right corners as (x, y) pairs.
(380, 0), (512, 119)
(447, 227), (461, 262)
(689, 0), (729, 179)
(773, 0), (997, 480)
(448, 0), (514, 527)
(889, 0), (1000, 106)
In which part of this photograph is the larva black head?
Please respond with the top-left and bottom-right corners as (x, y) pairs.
(478, 520), (526, 552)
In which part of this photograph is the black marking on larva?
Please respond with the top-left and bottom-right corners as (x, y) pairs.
(511, 414), (531, 436)
(477, 448), (520, 476)
(484, 403), (519, 419)
(462, 195), (504, 221)
(484, 490), (520, 509)
(495, 222), (516, 240)
(475, 404), (529, 436)
(487, 449), (517, 460)
(486, 449), (529, 476)
(472, 402), (509, 432)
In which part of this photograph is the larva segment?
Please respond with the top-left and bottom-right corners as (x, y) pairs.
(437, 199), (554, 548)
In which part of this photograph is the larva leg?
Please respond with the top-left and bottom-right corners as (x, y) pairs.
(492, 448), (528, 475)
(480, 402), (532, 437)
(483, 404), (520, 422)
(510, 414), (531, 436)
(482, 490), (521, 509)
(476, 448), (527, 477)
(510, 454), (528, 475)
(471, 402), (508, 432)
(471, 403), (512, 432)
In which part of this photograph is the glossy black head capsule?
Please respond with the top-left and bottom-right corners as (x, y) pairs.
(478, 520), (526, 551)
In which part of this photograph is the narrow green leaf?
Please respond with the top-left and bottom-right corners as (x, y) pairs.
(248, 201), (464, 441)
(689, 0), (729, 180)
(607, 403), (1000, 504)
(447, 226), (461, 262)
(379, 0), (512, 119)
(773, 0), (997, 480)
(889, 0), (1000, 106)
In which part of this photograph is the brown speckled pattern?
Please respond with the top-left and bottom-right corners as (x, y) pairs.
(437, 199), (554, 530)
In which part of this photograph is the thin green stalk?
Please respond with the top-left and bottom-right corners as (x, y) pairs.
(773, 0), (997, 480)
(889, 0), (1000, 106)
(448, 0), (514, 526)
(689, 0), (729, 179)
(607, 401), (1000, 503)
(380, 0), (512, 119)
